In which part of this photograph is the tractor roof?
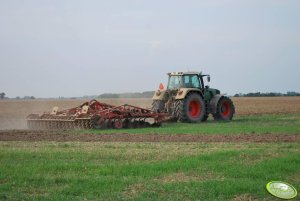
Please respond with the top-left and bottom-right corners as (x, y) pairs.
(168, 71), (202, 76)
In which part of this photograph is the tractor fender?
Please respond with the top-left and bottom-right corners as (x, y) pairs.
(175, 88), (203, 100)
(152, 90), (166, 100)
(208, 94), (223, 114)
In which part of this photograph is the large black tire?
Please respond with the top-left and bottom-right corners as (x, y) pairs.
(213, 96), (235, 121)
(201, 101), (209, 122)
(151, 100), (165, 112)
(174, 93), (206, 123)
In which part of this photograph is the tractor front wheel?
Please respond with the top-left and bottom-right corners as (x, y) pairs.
(213, 96), (235, 121)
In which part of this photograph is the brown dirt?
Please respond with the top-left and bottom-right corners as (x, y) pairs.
(0, 130), (299, 143)
(232, 97), (300, 115)
(1, 97), (300, 129)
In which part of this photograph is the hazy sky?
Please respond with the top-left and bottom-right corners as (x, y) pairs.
(0, 0), (299, 98)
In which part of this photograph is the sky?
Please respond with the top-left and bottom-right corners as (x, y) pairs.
(0, 0), (299, 98)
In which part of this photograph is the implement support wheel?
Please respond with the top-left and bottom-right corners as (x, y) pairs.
(114, 120), (123, 129)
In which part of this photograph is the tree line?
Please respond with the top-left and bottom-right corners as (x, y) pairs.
(0, 92), (35, 99)
(98, 91), (154, 99)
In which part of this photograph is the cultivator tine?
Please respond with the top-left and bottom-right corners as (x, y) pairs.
(38, 121), (42, 129)
(79, 120), (84, 129)
(27, 121), (33, 130)
(56, 121), (62, 130)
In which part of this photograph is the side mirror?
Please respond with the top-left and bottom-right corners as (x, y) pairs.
(207, 76), (210, 82)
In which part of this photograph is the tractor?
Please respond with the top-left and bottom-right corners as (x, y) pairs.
(152, 71), (235, 122)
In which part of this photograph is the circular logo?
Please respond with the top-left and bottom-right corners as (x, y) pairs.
(266, 181), (297, 199)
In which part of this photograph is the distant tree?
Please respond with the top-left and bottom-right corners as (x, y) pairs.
(0, 92), (5, 99)
(98, 93), (120, 99)
(23, 96), (35, 99)
(286, 91), (300, 96)
(16, 96), (20, 99)
(233, 91), (300, 97)
(98, 91), (155, 99)
(142, 91), (155, 98)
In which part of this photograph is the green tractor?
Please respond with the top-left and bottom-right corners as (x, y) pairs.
(152, 71), (235, 122)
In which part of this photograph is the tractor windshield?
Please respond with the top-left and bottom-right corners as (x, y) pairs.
(168, 75), (201, 89)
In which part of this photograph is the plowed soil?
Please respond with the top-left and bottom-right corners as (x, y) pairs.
(1, 130), (299, 143)
(1, 97), (300, 129)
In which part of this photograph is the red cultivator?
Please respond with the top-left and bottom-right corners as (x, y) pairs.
(27, 99), (166, 130)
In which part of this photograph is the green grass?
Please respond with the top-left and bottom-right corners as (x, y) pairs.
(82, 113), (300, 135)
(1, 114), (300, 200)
(0, 142), (299, 200)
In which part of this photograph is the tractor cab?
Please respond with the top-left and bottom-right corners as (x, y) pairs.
(167, 72), (210, 90)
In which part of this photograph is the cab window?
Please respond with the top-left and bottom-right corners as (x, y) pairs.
(183, 75), (200, 88)
(168, 76), (181, 89)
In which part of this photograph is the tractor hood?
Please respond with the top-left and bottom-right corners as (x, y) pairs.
(203, 88), (220, 101)
(207, 88), (221, 95)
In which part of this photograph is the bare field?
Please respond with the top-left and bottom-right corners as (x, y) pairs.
(233, 97), (300, 115)
(0, 97), (300, 130)
(1, 130), (300, 143)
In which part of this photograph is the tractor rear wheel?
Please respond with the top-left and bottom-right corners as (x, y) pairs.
(175, 93), (205, 123)
(213, 96), (235, 121)
(201, 101), (209, 122)
(151, 100), (165, 112)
